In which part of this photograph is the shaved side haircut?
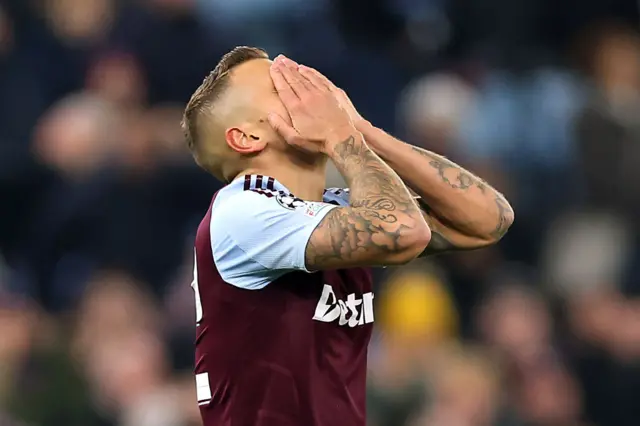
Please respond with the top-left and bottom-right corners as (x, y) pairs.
(182, 46), (269, 159)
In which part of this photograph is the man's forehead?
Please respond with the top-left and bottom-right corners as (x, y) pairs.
(230, 58), (274, 90)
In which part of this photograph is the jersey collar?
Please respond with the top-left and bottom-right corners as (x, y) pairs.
(236, 174), (291, 194)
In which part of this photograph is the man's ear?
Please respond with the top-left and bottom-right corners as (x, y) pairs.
(225, 122), (269, 154)
(225, 126), (265, 154)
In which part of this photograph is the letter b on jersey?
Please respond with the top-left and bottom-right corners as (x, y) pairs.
(313, 284), (374, 327)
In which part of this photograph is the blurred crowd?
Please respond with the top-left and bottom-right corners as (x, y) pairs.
(2, 0), (640, 425)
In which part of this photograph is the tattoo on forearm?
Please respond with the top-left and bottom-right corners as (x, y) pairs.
(411, 146), (486, 193)
(414, 198), (456, 256)
(429, 159), (474, 190)
(490, 196), (513, 239)
(410, 145), (513, 243)
(420, 231), (455, 256)
(306, 136), (425, 267)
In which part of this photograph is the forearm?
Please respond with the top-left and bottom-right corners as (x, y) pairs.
(356, 121), (514, 241)
(305, 133), (430, 268)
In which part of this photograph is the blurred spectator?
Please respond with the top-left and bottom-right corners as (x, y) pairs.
(542, 211), (632, 297)
(33, 93), (123, 177)
(368, 267), (458, 426)
(399, 72), (477, 154)
(0, 0), (639, 425)
(567, 289), (640, 426)
(71, 271), (196, 426)
(85, 50), (147, 110)
(575, 23), (640, 220)
(477, 284), (586, 426)
(412, 346), (502, 426)
(43, 0), (115, 47)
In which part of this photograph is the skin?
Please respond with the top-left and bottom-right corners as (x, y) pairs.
(268, 57), (431, 269)
(211, 59), (329, 200)
(209, 54), (512, 268)
(291, 63), (514, 256)
(213, 56), (431, 269)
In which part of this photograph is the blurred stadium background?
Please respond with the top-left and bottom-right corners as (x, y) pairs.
(1, 0), (640, 425)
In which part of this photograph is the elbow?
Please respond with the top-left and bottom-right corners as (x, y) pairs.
(411, 223), (433, 255)
(390, 223), (432, 265)
(484, 203), (515, 244)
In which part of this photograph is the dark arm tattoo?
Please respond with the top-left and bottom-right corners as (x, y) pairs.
(411, 146), (487, 193)
(305, 136), (427, 269)
(414, 198), (457, 256)
(410, 145), (513, 242)
(490, 196), (513, 239)
(420, 231), (456, 256)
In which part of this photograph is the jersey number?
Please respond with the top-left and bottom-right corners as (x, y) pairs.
(192, 249), (203, 324)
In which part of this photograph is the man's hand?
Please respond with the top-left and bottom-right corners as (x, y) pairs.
(284, 60), (513, 255)
(268, 56), (356, 154)
(296, 65), (366, 126)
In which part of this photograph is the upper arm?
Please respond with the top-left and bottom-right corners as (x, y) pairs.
(320, 188), (490, 259)
(210, 190), (337, 289)
(304, 188), (431, 270)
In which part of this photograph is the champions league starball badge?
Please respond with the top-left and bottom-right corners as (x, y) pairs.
(275, 193), (307, 210)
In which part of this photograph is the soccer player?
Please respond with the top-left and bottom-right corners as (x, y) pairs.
(182, 47), (513, 426)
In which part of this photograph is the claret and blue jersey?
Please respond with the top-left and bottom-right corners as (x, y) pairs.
(192, 174), (374, 426)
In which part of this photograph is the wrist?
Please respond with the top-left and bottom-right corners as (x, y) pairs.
(324, 125), (360, 154)
(353, 118), (373, 133)
(355, 121), (389, 157)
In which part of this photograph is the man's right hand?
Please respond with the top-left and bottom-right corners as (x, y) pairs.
(268, 55), (357, 155)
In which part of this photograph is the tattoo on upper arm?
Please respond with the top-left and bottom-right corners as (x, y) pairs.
(305, 136), (424, 268)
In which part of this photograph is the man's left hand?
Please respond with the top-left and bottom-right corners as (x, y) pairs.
(288, 63), (367, 127)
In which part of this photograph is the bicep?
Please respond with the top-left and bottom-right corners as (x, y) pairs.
(305, 206), (422, 270)
(212, 192), (337, 288)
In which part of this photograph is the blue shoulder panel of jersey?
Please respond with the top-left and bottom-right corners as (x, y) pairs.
(209, 186), (339, 290)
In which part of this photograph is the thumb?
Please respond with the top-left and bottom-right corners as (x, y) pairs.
(267, 113), (299, 141)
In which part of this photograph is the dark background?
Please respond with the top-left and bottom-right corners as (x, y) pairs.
(1, 0), (640, 425)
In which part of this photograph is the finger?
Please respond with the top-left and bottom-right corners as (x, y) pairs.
(299, 65), (336, 92)
(267, 113), (300, 142)
(273, 54), (297, 67)
(270, 63), (300, 107)
(298, 65), (330, 91)
(280, 56), (299, 70)
(274, 56), (313, 95)
(276, 62), (314, 97)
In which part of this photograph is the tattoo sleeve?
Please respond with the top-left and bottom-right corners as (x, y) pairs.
(397, 146), (514, 255)
(305, 135), (428, 269)
(413, 198), (457, 256)
(411, 146), (513, 243)
(411, 146), (489, 195)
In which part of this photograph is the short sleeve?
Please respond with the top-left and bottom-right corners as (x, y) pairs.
(210, 190), (337, 289)
(323, 188), (350, 206)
